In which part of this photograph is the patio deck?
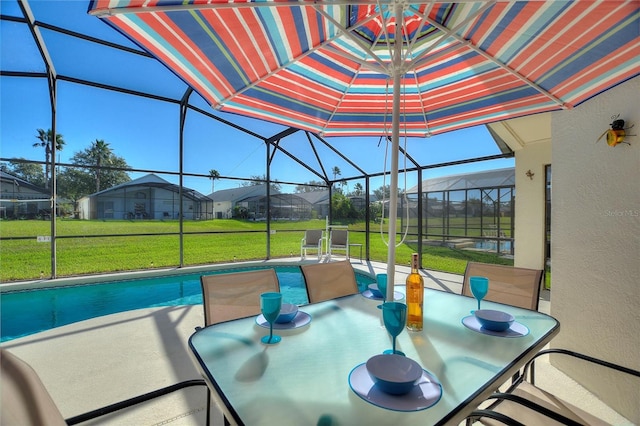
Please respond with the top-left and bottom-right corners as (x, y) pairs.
(0, 259), (630, 425)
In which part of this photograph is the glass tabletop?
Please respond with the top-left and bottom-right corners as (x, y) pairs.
(189, 287), (559, 425)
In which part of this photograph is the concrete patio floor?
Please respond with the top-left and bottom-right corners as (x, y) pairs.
(0, 259), (631, 425)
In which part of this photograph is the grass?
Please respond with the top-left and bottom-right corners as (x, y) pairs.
(0, 218), (512, 282)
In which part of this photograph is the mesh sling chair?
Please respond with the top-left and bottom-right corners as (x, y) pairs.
(199, 269), (280, 425)
(327, 229), (349, 260)
(461, 261), (545, 410)
(301, 260), (359, 304)
(462, 262), (544, 311)
(300, 229), (324, 260)
(0, 347), (208, 426)
(466, 348), (640, 425)
(200, 268), (280, 326)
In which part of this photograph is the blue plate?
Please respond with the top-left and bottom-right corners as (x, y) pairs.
(361, 290), (403, 301)
(462, 315), (528, 338)
(256, 311), (311, 329)
(348, 363), (442, 412)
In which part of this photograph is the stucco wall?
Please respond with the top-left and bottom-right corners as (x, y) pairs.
(514, 142), (550, 270)
(551, 76), (639, 422)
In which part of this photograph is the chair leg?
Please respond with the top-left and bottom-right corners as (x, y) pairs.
(206, 388), (211, 425)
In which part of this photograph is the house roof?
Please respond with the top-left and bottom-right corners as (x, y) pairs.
(243, 192), (311, 206)
(0, 170), (49, 196)
(408, 167), (515, 193)
(295, 190), (330, 205)
(89, 173), (211, 202)
(210, 184), (276, 203)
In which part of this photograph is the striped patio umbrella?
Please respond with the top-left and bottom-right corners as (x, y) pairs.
(89, 0), (640, 294)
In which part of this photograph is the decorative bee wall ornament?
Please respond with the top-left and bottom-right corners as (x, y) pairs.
(597, 115), (635, 147)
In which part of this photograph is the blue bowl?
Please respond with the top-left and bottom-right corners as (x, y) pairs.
(368, 283), (383, 298)
(275, 303), (298, 323)
(366, 354), (422, 395)
(474, 309), (514, 331)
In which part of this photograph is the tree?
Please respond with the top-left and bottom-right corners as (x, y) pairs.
(208, 169), (220, 220)
(294, 180), (326, 193)
(2, 160), (46, 187)
(331, 192), (359, 221)
(331, 166), (342, 193)
(86, 139), (113, 191)
(57, 167), (95, 217)
(208, 169), (220, 194)
(331, 166), (341, 180)
(373, 184), (401, 201)
(240, 174), (281, 192)
(352, 182), (364, 196)
(33, 128), (65, 188)
(60, 144), (130, 208)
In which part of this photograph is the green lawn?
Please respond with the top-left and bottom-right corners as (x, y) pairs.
(0, 218), (512, 281)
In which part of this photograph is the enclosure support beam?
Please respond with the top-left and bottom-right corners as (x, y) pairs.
(179, 88), (193, 267)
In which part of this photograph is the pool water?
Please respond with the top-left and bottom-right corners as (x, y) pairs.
(474, 240), (512, 252)
(0, 266), (374, 343)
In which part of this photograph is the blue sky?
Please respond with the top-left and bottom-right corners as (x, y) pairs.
(0, 0), (514, 196)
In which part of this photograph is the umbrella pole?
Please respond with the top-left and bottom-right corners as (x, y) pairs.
(386, 3), (403, 302)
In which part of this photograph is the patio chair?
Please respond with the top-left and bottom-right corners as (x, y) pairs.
(200, 269), (280, 425)
(0, 347), (208, 426)
(327, 229), (349, 260)
(466, 348), (640, 426)
(301, 260), (359, 304)
(200, 269), (280, 326)
(462, 262), (543, 311)
(300, 229), (324, 260)
(462, 262), (544, 389)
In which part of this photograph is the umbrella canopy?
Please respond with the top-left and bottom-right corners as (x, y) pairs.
(89, 0), (640, 294)
(89, 0), (639, 137)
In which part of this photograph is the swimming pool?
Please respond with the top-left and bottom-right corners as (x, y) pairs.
(475, 240), (513, 252)
(0, 264), (375, 343)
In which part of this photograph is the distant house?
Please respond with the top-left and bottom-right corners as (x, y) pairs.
(406, 167), (515, 217)
(208, 184), (271, 219)
(209, 186), (376, 220)
(408, 167), (515, 194)
(0, 171), (50, 219)
(77, 174), (212, 220)
(295, 190), (330, 219)
(291, 190), (372, 219)
(209, 185), (313, 220)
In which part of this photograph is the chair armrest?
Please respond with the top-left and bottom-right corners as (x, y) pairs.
(472, 349), (640, 426)
(65, 379), (208, 425)
(524, 348), (640, 385)
(482, 393), (584, 426)
(467, 409), (526, 426)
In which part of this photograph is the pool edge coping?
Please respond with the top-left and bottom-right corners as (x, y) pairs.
(0, 258), (376, 292)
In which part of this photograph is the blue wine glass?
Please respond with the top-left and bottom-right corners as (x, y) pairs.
(382, 302), (407, 356)
(260, 292), (282, 344)
(470, 276), (489, 311)
(376, 273), (388, 302)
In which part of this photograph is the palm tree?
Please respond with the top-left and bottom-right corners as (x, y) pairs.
(209, 169), (220, 219)
(87, 139), (112, 192)
(208, 169), (220, 193)
(331, 166), (341, 192)
(33, 128), (65, 189)
(353, 182), (363, 196)
(331, 166), (341, 181)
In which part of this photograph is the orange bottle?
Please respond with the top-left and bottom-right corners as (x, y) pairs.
(406, 253), (423, 331)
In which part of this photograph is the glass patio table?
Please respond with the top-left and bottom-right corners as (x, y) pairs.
(188, 287), (559, 426)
